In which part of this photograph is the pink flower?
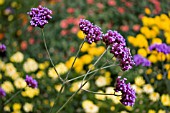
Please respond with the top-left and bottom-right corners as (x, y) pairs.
(117, 7), (125, 14)
(29, 38), (35, 45)
(21, 41), (27, 50)
(125, 2), (133, 8)
(60, 30), (68, 36)
(67, 8), (75, 14)
(86, 0), (94, 4)
(133, 24), (140, 31)
(108, 0), (116, 6)
(120, 25), (129, 32)
(71, 27), (78, 34)
(60, 20), (68, 29)
(97, 3), (104, 9)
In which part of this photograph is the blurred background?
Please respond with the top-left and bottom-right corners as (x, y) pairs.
(0, 0), (170, 113)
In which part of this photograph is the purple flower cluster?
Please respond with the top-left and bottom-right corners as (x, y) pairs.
(0, 44), (6, 53)
(149, 43), (170, 54)
(0, 87), (6, 97)
(27, 5), (52, 28)
(103, 30), (134, 71)
(134, 54), (151, 67)
(79, 19), (102, 44)
(115, 76), (136, 106)
(25, 75), (38, 88)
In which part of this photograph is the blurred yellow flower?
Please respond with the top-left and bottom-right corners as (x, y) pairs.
(168, 70), (170, 80)
(161, 94), (170, 106)
(95, 46), (105, 56)
(136, 34), (148, 47)
(95, 76), (107, 87)
(105, 87), (121, 104)
(0, 0), (5, 5)
(23, 58), (38, 73)
(125, 106), (133, 111)
(81, 42), (90, 52)
(148, 109), (156, 113)
(157, 53), (166, 61)
(110, 106), (115, 111)
(135, 76), (145, 87)
(1, 81), (14, 93)
(146, 68), (152, 75)
(22, 87), (39, 98)
(82, 100), (99, 113)
(137, 48), (147, 57)
(55, 84), (64, 92)
(80, 54), (93, 64)
(0, 60), (5, 71)
(149, 92), (160, 102)
(164, 64), (170, 71)
(13, 103), (21, 111)
(0, 73), (1, 79)
(157, 73), (163, 80)
(5, 63), (17, 77)
(36, 70), (45, 79)
(11, 72), (20, 80)
(56, 62), (68, 75)
(145, 8), (151, 15)
(152, 38), (162, 44)
(77, 30), (85, 39)
(70, 81), (90, 93)
(158, 109), (166, 113)
(127, 36), (135, 46)
(131, 84), (143, 94)
(120, 111), (129, 113)
(14, 77), (26, 89)
(148, 54), (157, 63)
(143, 84), (154, 94)
(23, 103), (33, 112)
(10, 51), (24, 63)
(4, 105), (10, 112)
(48, 67), (58, 79)
(95, 90), (106, 100)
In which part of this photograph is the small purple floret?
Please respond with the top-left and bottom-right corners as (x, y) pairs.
(134, 54), (151, 67)
(79, 19), (102, 44)
(25, 75), (38, 88)
(149, 43), (170, 54)
(27, 5), (52, 28)
(0, 87), (6, 97)
(115, 76), (136, 106)
(0, 44), (6, 53)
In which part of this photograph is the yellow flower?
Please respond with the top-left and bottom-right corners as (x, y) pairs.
(157, 73), (163, 80)
(23, 103), (33, 112)
(13, 103), (21, 111)
(148, 54), (157, 63)
(164, 64), (170, 70)
(70, 81), (90, 93)
(161, 94), (170, 106)
(157, 52), (166, 61)
(22, 87), (40, 98)
(135, 76), (145, 87)
(95, 90), (106, 100)
(1, 81), (14, 93)
(152, 26), (159, 35)
(149, 92), (160, 102)
(168, 70), (170, 80)
(110, 106), (115, 111)
(127, 36), (136, 45)
(0, 73), (1, 79)
(95, 76), (107, 87)
(14, 77), (26, 89)
(95, 46), (105, 56)
(80, 54), (93, 64)
(81, 42), (90, 52)
(145, 8), (151, 15)
(10, 51), (24, 63)
(105, 87), (121, 104)
(77, 30), (85, 39)
(125, 106), (133, 111)
(0, 60), (5, 71)
(148, 109), (156, 113)
(136, 34), (148, 47)
(55, 84), (64, 92)
(23, 58), (38, 73)
(48, 67), (58, 79)
(146, 68), (152, 75)
(5, 63), (17, 77)
(82, 100), (99, 113)
(143, 84), (154, 94)
(4, 105), (10, 112)
(55, 62), (68, 75)
(137, 48), (147, 57)
(158, 109), (166, 113)
(11, 72), (20, 80)
(152, 38), (162, 44)
(131, 84), (143, 94)
(0, 0), (5, 5)
(36, 70), (45, 79)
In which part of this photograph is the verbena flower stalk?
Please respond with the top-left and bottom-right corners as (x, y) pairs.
(26, 5), (136, 113)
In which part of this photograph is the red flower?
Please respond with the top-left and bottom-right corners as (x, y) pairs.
(67, 8), (75, 14)
(86, 0), (94, 4)
(133, 24), (140, 31)
(60, 20), (68, 29)
(120, 25), (129, 32)
(117, 7), (125, 14)
(108, 0), (116, 6)
(21, 41), (27, 50)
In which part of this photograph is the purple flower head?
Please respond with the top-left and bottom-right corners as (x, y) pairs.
(134, 54), (151, 67)
(0, 44), (6, 53)
(115, 76), (136, 106)
(102, 30), (126, 46)
(25, 75), (38, 88)
(149, 43), (170, 54)
(27, 5), (52, 28)
(79, 19), (102, 44)
(0, 87), (6, 97)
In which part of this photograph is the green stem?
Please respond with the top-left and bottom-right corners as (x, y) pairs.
(4, 89), (22, 106)
(66, 64), (118, 83)
(65, 40), (85, 80)
(41, 29), (64, 82)
(82, 89), (121, 96)
(56, 46), (110, 113)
